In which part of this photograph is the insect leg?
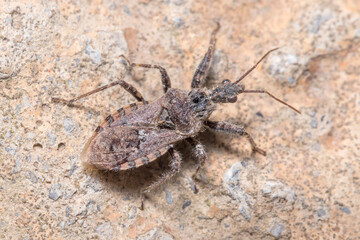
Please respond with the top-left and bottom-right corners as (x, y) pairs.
(120, 55), (171, 93)
(52, 80), (146, 105)
(186, 137), (207, 193)
(205, 120), (266, 156)
(140, 147), (182, 210)
(191, 22), (220, 89)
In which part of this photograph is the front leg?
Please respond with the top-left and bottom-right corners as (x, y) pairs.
(205, 120), (266, 156)
(191, 23), (220, 89)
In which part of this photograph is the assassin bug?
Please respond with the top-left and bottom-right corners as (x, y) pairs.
(52, 23), (300, 209)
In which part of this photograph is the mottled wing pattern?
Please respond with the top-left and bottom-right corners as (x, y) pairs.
(83, 125), (184, 170)
(81, 102), (144, 162)
(81, 101), (184, 170)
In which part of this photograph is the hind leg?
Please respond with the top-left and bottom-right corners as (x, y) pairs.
(139, 147), (182, 210)
(186, 138), (208, 193)
(52, 79), (146, 105)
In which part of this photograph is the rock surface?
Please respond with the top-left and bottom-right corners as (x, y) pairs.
(1, 0), (359, 239)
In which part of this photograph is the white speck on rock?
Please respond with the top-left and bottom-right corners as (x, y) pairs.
(173, 0), (185, 6)
(223, 162), (254, 221)
(64, 188), (77, 199)
(260, 181), (296, 204)
(266, 50), (305, 86)
(28, 171), (38, 183)
(164, 189), (173, 204)
(63, 118), (75, 133)
(21, 95), (31, 108)
(172, 17), (184, 28)
(136, 227), (175, 240)
(96, 222), (113, 239)
(85, 40), (101, 65)
(47, 132), (57, 146)
(12, 158), (21, 173)
(269, 222), (284, 237)
(127, 206), (137, 219)
(25, 132), (36, 140)
(5, 146), (16, 156)
(49, 183), (62, 201)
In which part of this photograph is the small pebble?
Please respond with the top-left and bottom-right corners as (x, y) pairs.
(269, 222), (284, 238)
(63, 118), (75, 133)
(339, 206), (351, 214)
(172, 17), (184, 28)
(28, 171), (38, 183)
(49, 183), (62, 201)
(85, 40), (101, 65)
(164, 190), (173, 204)
(316, 208), (326, 217)
(182, 199), (191, 209)
(173, 0), (185, 5)
(311, 118), (318, 128)
(128, 206), (137, 219)
(47, 133), (57, 146)
(25, 132), (36, 140)
(96, 222), (113, 238)
(123, 5), (130, 15)
(67, 164), (77, 177)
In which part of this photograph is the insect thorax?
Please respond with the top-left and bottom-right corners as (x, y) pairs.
(163, 88), (215, 136)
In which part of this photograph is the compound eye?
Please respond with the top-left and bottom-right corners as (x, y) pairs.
(192, 97), (200, 103)
(222, 79), (231, 84)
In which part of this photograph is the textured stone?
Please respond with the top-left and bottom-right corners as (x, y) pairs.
(182, 199), (191, 209)
(96, 222), (113, 239)
(164, 189), (173, 205)
(27, 171), (38, 184)
(269, 222), (284, 238)
(49, 184), (62, 201)
(63, 118), (75, 133)
(1, 0), (359, 239)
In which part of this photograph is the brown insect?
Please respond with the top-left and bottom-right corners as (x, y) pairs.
(52, 23), (300, 209)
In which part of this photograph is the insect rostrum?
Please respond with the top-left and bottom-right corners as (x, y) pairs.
(52, 23), (300, 209)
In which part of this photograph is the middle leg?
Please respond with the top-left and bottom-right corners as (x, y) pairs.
(205, 120), (266, 156)
(120, 55), (171, 93)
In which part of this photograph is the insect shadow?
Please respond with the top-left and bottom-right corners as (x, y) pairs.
(53, 23), (300, 209)
(83, 142), (194, 199)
